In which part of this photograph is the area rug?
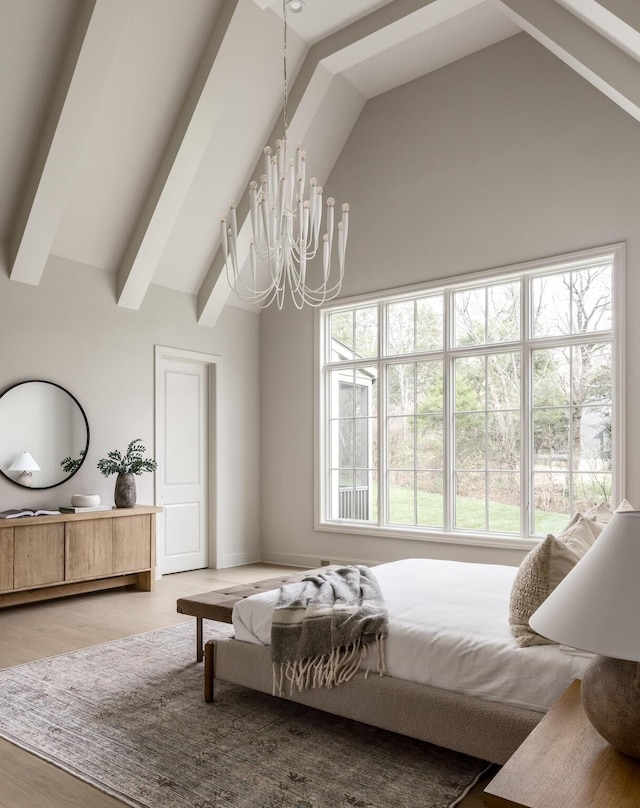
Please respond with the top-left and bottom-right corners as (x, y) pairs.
(0, 622), (491, 808)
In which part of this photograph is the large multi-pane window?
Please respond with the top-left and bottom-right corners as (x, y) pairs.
(318, 246), (623, 543)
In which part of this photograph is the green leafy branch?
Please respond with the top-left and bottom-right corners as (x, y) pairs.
(97, 439), (158, 477)
(60, 449), (86, 474)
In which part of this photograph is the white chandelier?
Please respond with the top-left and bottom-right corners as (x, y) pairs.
(221, 0), (350, 310)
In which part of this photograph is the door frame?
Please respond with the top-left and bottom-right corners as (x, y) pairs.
(154, 345), (222, 573)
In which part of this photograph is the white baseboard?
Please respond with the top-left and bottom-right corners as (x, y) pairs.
(260, 550), (378, 568)
(220, 550), (262, 568)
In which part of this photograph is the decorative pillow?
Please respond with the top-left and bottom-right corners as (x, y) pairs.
(580, 499), (633, 528)
(554, 514), (603, 557)
(509, 535), (581, 647)
(615, 498), (635, 512)
(583, 501), (613, 524)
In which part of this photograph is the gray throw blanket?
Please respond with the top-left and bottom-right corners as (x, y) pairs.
(271, 565), (388, 696)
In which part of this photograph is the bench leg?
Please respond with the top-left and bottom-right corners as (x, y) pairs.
(196, 617), (203, 662)
(204, 640), (215, 702)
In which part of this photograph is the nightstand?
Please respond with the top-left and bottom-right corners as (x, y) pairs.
(484, 679), (640, 807)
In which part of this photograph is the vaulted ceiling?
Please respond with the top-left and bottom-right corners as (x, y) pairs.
(1, 0), (639, 326)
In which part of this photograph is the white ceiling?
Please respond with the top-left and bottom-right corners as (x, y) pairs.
(1, 0), (639, 326)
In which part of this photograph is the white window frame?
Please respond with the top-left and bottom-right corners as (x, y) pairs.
(315, 243), (625, 550)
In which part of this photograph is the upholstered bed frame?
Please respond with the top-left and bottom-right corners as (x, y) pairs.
(180, 565), (544, 765)
(192, 507), (616, 766)
(205, 636), (542, 765)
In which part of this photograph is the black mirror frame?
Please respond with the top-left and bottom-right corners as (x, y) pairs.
(0, 379), (90, 491)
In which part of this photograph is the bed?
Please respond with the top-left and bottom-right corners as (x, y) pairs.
(206, 558), (590, 764)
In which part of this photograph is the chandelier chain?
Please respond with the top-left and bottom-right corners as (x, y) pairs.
(283, 0), (289, 134)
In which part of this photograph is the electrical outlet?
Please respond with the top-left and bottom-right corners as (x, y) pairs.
(320, 559), (331, 566)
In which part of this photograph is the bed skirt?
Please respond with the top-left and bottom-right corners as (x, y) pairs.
(207, 637), (542, 765)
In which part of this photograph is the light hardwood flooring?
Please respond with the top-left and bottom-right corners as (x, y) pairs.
(0, 565), (491, 807)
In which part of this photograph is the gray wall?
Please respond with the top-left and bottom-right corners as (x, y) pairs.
(0, 255), (261, 568)
(259, 33), (640, 569)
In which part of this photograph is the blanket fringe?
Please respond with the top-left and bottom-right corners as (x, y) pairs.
(273, 634), (387, 697)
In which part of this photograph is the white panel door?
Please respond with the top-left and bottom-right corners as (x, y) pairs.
(157, 354), (209, 574)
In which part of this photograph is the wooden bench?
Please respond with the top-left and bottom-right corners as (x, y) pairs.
(176, 569), (323, 661)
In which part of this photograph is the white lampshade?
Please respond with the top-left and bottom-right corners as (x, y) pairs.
(529, 510), (640, 661)
(8, 452), (41, 472)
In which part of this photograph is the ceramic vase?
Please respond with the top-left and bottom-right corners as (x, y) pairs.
(114, 473), (136, 508)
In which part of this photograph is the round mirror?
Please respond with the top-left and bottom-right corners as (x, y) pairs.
(0, 380), (90, 490)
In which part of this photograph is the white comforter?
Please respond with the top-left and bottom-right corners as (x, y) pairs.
(232, 558), (590, 713)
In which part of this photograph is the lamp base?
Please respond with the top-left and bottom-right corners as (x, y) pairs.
(16, 471), (33, 487)
(581, 655), (640, 759)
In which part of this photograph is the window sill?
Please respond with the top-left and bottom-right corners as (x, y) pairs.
(315, 519), (540, 551)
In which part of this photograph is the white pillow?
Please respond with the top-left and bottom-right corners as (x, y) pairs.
(583, 501), (613, 524)
(554, 514), (603, 557)
(615, 498), (635, 512)
(582, 498), (636, 523)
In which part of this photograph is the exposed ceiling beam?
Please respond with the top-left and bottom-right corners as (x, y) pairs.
(498, 0), (640, 121)
(115, 0), (240, 310)
(555, 0), (640, 60)
(596, 0), (640, 39)
(8, 0), (130, 286)
(323, 0), (487, 75)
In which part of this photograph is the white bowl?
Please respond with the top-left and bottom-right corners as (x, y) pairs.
(70, 494), (101, 507)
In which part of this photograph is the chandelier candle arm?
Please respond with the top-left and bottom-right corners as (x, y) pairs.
(249, 181), (259, 240)
(296, 145), (305, 197)
(326, 199), (334, 257)
(221, 0), (350, 309)
(312, 184), (323, 254)
(229, 204), (238, 242)
(302, 200), (310, 246)
(340, 203), (349, 250)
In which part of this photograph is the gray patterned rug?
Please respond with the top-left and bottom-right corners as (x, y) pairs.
(0, 622), (491, 808)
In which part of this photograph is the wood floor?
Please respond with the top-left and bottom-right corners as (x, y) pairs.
(0, 564), (491, 807)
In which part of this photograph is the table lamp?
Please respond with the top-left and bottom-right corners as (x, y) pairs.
(529, 509), (640, 758)
(8, 452), (41, 486)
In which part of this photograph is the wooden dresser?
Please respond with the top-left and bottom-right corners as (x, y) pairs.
(0, 506), (161, 607)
